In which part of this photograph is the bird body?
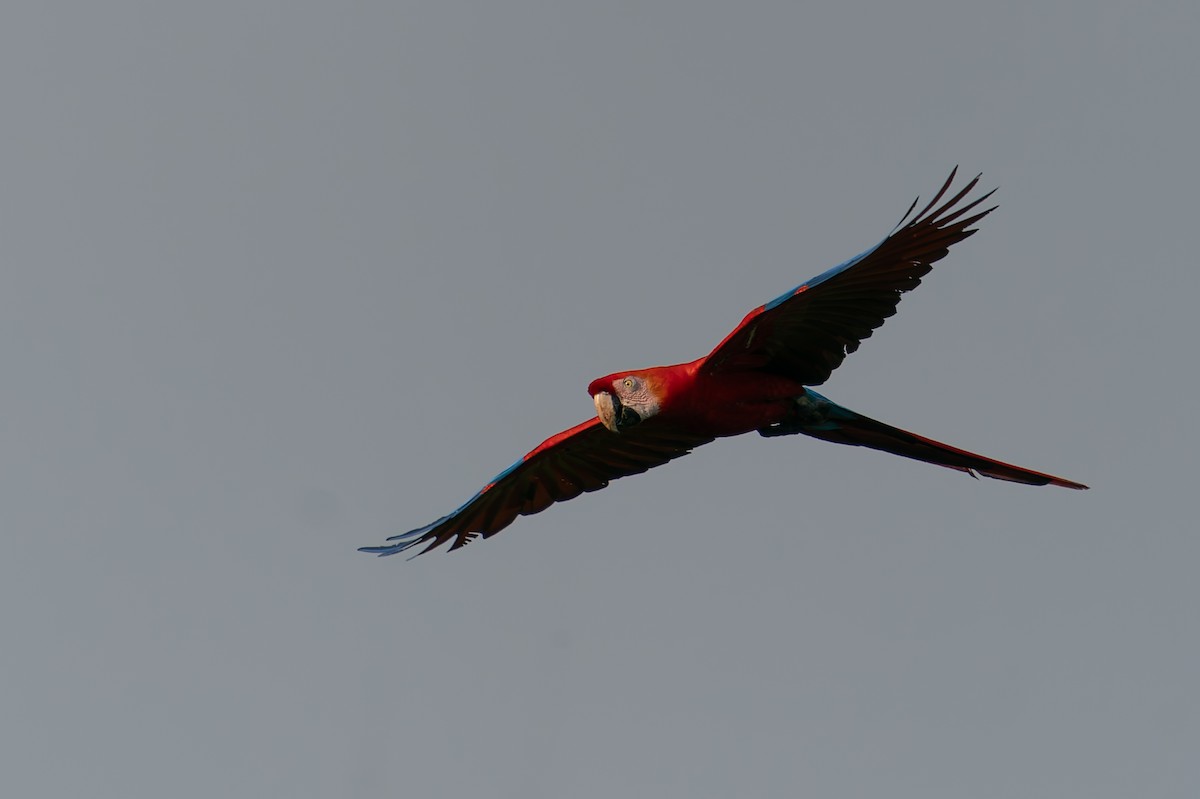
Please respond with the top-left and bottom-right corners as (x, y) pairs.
(361, 170), (1086, 558)
(590, 361), (808, 438)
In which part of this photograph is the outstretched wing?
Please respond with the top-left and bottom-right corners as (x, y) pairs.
(360, 419), (714, 557)
(702, 168), (997, 384)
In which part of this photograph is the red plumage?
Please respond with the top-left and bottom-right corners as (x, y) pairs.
(361, 170), (1086, 558)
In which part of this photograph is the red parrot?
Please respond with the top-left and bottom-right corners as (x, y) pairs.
(361, 169), (1087, 558)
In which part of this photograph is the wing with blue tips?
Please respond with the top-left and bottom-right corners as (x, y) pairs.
(359, 418), (714, 557)
(702, 168), (997, 384)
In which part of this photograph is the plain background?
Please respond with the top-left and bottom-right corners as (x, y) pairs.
(3, 2), (1197, 797)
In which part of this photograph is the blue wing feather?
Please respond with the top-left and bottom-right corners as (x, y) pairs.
(761, 243), (882, 312)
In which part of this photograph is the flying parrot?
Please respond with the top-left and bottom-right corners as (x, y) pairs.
(361, 169), (1086, 558)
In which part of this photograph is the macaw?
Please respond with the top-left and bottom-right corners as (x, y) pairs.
(361, 169), (1086, 558)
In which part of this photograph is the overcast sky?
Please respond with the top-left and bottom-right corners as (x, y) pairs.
(3, 2), (1198, 797)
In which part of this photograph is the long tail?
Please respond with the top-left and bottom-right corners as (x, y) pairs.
(760, 390), (1088, 489)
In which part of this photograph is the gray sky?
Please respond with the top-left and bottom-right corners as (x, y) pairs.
(3, 2), (1197, 797)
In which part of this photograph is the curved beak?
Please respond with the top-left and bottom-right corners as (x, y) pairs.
(593, 391), (641, 433)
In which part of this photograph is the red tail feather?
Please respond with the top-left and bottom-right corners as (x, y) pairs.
(798, 408), (1088, 490)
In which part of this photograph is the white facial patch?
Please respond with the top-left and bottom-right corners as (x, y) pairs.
(616, 378), (661, 421)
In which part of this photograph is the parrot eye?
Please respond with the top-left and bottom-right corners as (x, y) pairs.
(623, 377), (637, 391)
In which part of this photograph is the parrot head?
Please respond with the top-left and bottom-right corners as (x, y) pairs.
(588, 372), (664, 433)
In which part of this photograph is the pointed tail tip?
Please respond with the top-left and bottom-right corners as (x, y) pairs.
(358, 544), (406, 557)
